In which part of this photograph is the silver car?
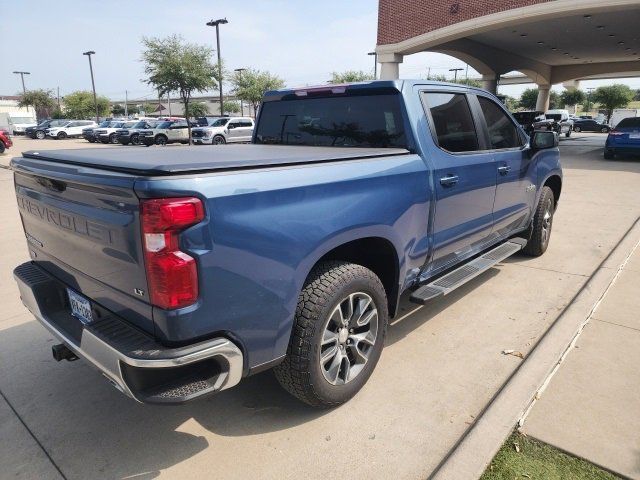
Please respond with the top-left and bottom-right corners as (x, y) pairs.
(191, 117), (254, 145)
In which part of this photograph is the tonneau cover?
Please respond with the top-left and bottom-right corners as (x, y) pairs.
(20, 144), (410, 175)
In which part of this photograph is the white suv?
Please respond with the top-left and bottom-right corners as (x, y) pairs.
(94, 120), (137, 144)
(191, 117), (254, 145)
(46, 120), (97, 139)
(140, 120), (190, 146)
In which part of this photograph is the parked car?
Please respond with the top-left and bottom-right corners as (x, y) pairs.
(93, 121), (136, 144)
(46, 120), (97, 139)
(609, 108), (640, 128)
(572, 118), (610, 133)
(529, 110), (572, 138)
(0, 112), (37, 135)
(116, 120), (159, 145)
(82, 120), (110, 143)
(11, 80), (561, 406)
(0, 128), (13, 153)
(604, 116), (640, 159)
(139, 120), (190, 146)
(191, 117), (254, 145)
(26, 120), (70, 139)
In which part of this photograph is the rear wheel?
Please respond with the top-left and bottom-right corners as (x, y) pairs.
(0, 141), (5, 154)
(57, 131), (67, 139)
(274, 261), (388, 407)
(35, 130), (46, 139)
(601, 127), (610, 133)
(523, 186), (555, 257)
(213, 135), (226, 145)
(155, 135), (167, 145)
(573, 126), (581, 133)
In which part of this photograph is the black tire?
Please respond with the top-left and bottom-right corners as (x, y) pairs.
(523, 186), (555, 257)
(573, 126), (581, 133)
(88, 137), (96, 143)
(130, 133), (139, 145)
(120, 140), (130, 146)
(565, 129), (571, 138)
(213, 135), (226, 145)
(155, 135), (167, 145)
(604, 149), (615, 160)
(109, 133), (118, 144)
(0, 141), (5, 154)
(274, 261), (388, 408)
(601, 127), (610, 133)
(57, 131), (67, 139)
(35, 130), (46, 139)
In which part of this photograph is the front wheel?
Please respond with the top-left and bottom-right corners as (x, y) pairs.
(213, 135), (226, 145)
(565, 129), (571, 138)
(57, 132), (67, 139)
(523, 186), (555, 257)
(0, 141), (5, 154)
(130, 133), (139, 145)
(109, 133), (118, 144)
(274, 261), (388, 407)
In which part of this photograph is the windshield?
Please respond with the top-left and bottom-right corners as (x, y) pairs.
(255, 93), (407, 148)
(157, 121), (173, 129)
(545, 114), (562, 121)
(11, 117), (36, 124)
(96, 121), (110, 127)
(111, 122), (126, 128)
(210, 118), (229, 127)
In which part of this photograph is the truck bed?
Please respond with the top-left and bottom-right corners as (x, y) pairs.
(20, 144), (410, 176)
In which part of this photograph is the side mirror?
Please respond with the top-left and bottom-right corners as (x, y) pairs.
(531, 130), (558, 150)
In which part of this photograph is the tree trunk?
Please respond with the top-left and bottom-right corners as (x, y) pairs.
(184, 94), (192, 145)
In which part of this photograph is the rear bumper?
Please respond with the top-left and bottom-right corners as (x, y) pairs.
(13, 262), (244, 404)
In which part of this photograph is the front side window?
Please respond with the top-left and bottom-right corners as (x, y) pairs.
(478, 97), (522, 149)
(423, 92), (479, 152)
(255, 93), (407, 148)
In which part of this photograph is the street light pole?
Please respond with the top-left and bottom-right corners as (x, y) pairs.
(206, 18), (228, 117)
(12, 71), (30, 94)
(83, 51), (99, 122)
(586, 87), (595, 113)
(367, 52), (377, 79)
(234, 68), (246, 116)
(449, 68), (464, 82)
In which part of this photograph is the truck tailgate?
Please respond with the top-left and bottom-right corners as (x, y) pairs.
(12, 156), (153, 333)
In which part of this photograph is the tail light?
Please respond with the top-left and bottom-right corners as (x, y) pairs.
(608, 129), (623, 136)
(140, 197), (205, 309)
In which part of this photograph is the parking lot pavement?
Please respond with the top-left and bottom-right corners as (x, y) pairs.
(521, 243), (640, 479)
(0, 133), (638, 479)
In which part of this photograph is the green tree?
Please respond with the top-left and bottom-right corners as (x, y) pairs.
(503, 96), (519, 111)
(519, 88), (539, 110)
(560, 89), (586, 108)
(51, 107), (65, 119)
(111, 104), (126, 116)
(18, 89), (57, 120)
(222, 101), (240, 114)
(549, 90), (561, 109)
(455, 77), (482, 88)
(63, 91), (110, 119)
(330, 70), (375, 83)
(141, 34), (218, 144)
(231, 68), (285, 115)
(188, 101), (209, 118)
(592, 84), (635, 122)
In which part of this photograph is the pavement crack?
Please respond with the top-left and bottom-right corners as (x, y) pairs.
(505, 262), (589, 278)
(592, 317), (640, 333)
(0, 388), (67, 480)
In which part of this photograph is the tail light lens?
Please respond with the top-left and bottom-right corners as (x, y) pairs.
(140, 197), (205, 309)
(609, 129), (623, 136)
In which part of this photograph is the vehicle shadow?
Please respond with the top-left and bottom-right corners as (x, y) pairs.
(0, 266), (506, 479)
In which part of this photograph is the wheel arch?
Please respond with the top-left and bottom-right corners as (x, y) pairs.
(307, 236), (401, 318)
(543, 174), (562, 206)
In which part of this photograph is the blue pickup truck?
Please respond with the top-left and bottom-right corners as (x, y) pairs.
(12, 81), (561, 407)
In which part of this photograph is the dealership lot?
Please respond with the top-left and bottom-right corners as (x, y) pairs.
(0, 134), (638, 479)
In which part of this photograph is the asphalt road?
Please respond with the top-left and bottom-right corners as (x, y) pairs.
(0, 133), (638, 479)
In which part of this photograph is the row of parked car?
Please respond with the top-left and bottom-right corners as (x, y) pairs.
(512, 109), (612, 138)
(25, 116), (256, 146)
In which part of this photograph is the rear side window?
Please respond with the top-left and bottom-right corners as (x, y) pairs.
(255, 93), (407, 148)
(478, 97), (522, 149)
(423, 92), (479, 152)
(616, 117), (640, 129)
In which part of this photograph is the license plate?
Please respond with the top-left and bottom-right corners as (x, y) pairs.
(630, 131), (640, 139)
(67, 289), (93, 324)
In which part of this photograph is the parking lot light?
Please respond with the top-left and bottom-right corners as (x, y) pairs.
(206, 18), (228, 116)
(12, 71), (30, 95)
(82, 51), (99, 122)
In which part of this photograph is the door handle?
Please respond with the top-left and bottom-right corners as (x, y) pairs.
(440, 174), (459, 187)
(498, 165), (511, 175)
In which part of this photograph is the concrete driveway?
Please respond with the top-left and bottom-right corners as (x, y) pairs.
(0, 133), (638, 479)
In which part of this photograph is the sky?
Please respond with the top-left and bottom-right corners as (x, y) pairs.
(2, 0), (639, 102)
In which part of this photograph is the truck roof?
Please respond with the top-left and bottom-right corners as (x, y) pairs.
(19, 144), (409, 176)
